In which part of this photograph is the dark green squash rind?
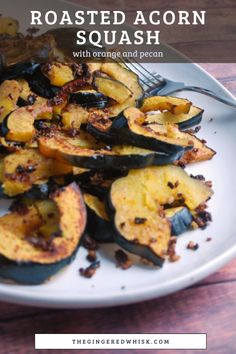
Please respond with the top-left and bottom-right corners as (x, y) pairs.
(111, 222), (165, 267)
(0, 62), (40, 83)
(0, 251), (77, 285)
(178, 111), (203, 129)
(69, 91), (109, 109)
(86, 206), (114, 243)
(166, 207), (193, 236)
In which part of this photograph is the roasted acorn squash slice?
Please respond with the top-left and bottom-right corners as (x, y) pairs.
(2, 148), (73, 197)
(100, 62), (143, 116)
(61, 104), (89, 129)
(150, 124), (216, 164)
(42, 63), (75, 87)
(38, 131), (182, 170)
(0, 183), (86, 284)
(88, 107), (191, 157)
(108, 165), (213, 265)
(141, 96), (192, 115)
(93, 75), (133, 104)
(1, 107), (35, 142)
(145, 105), (203, 129)
(165, 206), (193, 236)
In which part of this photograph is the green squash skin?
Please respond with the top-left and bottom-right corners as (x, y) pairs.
(178, 111), (203, 130)
(0, 114), (10, 137)
(112, 229), (165, 266)
(86, 206), (114, 243)
(0, 183), (87, 284)
(0, 251), (77, 285)
(167, 207), (193, 236)
(87, 113), (189, 158)
(106, 192), (165, 267)
(0, 62), (40, 83)
(69, 91), (109, 109)
(62, 148), (183, 170)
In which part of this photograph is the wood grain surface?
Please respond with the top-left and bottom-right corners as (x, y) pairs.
(0, 63), (235, 354)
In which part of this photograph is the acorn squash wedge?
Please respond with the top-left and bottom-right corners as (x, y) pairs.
(100, 62), (143, 116)
(145, 105), (203, 129)
(2, 148), (73, 197)
(0, 183), (86, 284)
(88, 107), (191, 157)
(141, 96), (192, 115)
(93, 75), (132, 104)
(108, 165), (213, 265)
(149, 124), (216, 164)
(1, 107), (35, 142)
(42, 62), (75, 87)
(38, 131), (181, 170)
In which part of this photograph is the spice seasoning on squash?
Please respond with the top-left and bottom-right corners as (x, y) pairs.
(134, 217), (147, 225)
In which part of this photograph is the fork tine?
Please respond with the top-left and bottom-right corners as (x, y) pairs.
(130, 58), (165, 84)
(124, 58), (159, 85)
(118, 57), (154, 88)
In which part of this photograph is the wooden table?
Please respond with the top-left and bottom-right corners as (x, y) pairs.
(0, 63), (235, 354)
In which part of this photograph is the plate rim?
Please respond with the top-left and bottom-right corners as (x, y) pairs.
(0, 62), (235, 308)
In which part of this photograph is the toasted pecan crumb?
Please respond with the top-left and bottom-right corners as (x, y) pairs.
(82, 234), (98, 251)
(187, 241), (199, 251)
(177, 161), (186, 169)
(26, 235), (55, 252)
(205, 180), (213, 188)
(190, 174), (205, 181)
(115, 249), (132, 270)
(79, 261), (100, 278)
(167, 181), (174, 189)
(86, 250), (97, 263)
(167, 236), (180, 262)
(169, 254), (181, 262)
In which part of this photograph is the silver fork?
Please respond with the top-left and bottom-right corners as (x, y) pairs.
(121, 58), (236, 108)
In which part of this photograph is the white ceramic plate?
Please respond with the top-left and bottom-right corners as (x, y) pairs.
(1, 0), (236, 308)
